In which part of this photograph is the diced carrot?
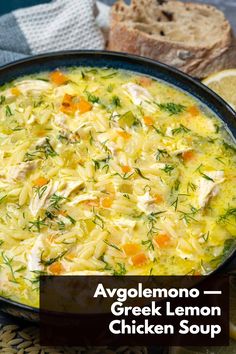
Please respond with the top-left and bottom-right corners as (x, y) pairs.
(117, 131), (131, 140)
(48, 262), (64, 275)
(144, 116), (154, 126)
(48, 234), (56, 243)
(85, 199), (100, 207)
(154, 233), (171, 248)
(188, 106), (200, 117)
(131, 252), (148, 266)
(57, 210), (68, 217)
(182, 150), (195, 162)
(66, 253), (76, 260)
(60, 94), (76, 114)
(154, 194), (163, 203)
(33, 177), (49, 187)
(50, 70), (68, 85)
(101, 196), (114, 208)
(36, 131), (46, 137)
(122, 243), (141, 256)
(105, 183), (115, 194)
(77, 99), (92, 114)
(11, 87), (21, 96)
(138, 76), (152, 87)
(121, 165), (132, 173)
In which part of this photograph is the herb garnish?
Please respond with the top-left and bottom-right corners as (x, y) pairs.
(41, 250), (68, 266)
(36, 137), (58, 158)
(86, 91), (100, 104)
(0, 95), (6, 105)
(104, 240), (121, 252)
(156, 149), (169, 161)
(161, 164), (174, 176)
(29, 217), (47, 232)
(113, 263), (127, 276)
(111, 95), (121, 107)
(172, 124), (191, 135)
(6, 105), (13, 116)
(1, 252), (17, 283)
(134, 168), (150, 180)
(218, 207), (236, 223)
(93, 214), (104, 229)
(157, 102), (186, 115)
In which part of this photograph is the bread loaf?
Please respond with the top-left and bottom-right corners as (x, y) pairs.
(108, 0), (236, 78)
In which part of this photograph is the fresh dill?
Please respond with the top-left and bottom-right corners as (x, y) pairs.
(0, 95), (6, 105)
(93, 214), (104, 229)
(134, 168), (150, 180)
(1, 252), (17, 283)
(142, 238), (154, 251)
(34, 185), (48, 199)
(49, 194), (66, 210)
(218, 207), (236, 223)
(187, 182), (197, 193)
(5, 105), (13, 116)
(156, 149), (169, 161)
(179, 205), (199, 224)
(104, 240), (121, 252)
(36, 137), (58, 158)
(172, 124), (191, 135)
(28, 217), (47, 232)
(202, 231), (210, 242)
(111, 95), (121, 107)
(113, 263), (127, 276)
(40, 250), (68, 266)
(161, 164), (174, 176)
(156, 102), (186, 115)
(86, 91), (100, 104)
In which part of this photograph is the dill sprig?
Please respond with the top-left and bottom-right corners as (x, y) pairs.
(28, 216), (47, 232)
(36, 137), (58, 159)
(1, 252), (18, 283)
(161, 164), (175, 176)
(40, 249), (68, 266)
(104, 240), (121, 252)
(134, 168), (150, 180)
(218, 207), (236, 223)
(113, 263), (127, 276)
(156, 149), (169, 161)
(172, 124), (191, 135)
(156, 102), (186, 116)
(179, 205), (199, 224)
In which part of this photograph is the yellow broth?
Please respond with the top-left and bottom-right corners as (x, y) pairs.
(0, 67), (235, 307)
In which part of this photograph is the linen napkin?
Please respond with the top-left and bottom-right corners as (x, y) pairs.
(0, 0), (109, 66)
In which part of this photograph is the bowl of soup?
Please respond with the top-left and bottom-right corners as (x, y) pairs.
(0, 51), (235, 320)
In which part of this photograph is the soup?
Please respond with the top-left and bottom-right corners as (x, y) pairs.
(0, 67), (235, 307)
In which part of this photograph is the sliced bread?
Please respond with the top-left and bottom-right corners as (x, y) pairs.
(108, 0), (236, 78)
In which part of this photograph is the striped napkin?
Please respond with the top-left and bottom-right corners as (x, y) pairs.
(0, 0), (110, 66)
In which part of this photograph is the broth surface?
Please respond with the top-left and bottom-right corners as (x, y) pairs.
(0, 67), (235, 307)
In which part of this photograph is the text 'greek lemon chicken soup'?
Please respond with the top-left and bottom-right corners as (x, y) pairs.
(0, 67), (235, 308)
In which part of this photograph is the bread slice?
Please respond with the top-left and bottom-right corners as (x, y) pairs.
(108, 0), (236, 78)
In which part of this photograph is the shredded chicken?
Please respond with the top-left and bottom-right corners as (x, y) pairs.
(198, 171), (225, 208)
(28, 235), (44, 272)
(15, 80), (52, 95)
(123, 83), (157, 113)
(137, 191), (156, 214)
(8, 161), (38, 181)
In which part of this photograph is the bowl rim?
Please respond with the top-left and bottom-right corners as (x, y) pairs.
(0, 49), (235, 315)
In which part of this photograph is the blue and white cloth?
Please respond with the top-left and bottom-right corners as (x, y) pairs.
(0, 0), (110, 66)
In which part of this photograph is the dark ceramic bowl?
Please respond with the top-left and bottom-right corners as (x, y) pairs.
(0, 50), (235, 322)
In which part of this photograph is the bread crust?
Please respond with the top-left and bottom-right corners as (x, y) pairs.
(108, 0), (236, 78)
